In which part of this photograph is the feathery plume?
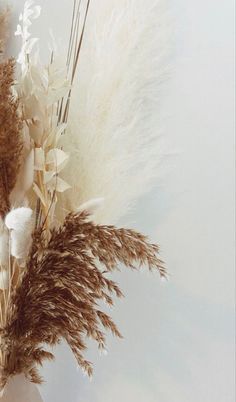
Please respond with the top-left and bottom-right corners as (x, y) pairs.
(0, 59), (23, 218)
(58, 0), (169, 224)
(0, 8), (9, 58)
(0, 211), (165, 388)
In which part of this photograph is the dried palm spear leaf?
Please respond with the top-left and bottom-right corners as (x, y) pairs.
(0, 211), (165, 388)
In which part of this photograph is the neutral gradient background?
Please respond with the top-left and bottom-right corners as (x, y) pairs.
(6, 0), (235, 401)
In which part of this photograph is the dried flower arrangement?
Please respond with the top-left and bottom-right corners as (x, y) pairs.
(0, 0), (167, 397)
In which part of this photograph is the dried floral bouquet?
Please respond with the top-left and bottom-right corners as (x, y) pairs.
(0, 0), (167, 396)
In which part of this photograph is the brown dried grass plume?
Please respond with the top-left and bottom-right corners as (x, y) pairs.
(0, 211), (166, 389)
(0, 58), (23, 217)
(0, 8), (9, 58)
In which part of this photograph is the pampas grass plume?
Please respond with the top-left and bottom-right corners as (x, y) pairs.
(0, 7), (9, 58)
(77, 197), (105, 214)
(0, 59), (23, 217)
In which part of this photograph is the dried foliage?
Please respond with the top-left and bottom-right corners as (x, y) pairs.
(0, 1), (167, 394)
(0, 8), (9, 58)
(0, 211), (165, 387)
(0, 59), (22, 217)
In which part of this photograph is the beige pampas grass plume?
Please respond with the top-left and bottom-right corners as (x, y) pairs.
(59, 0), (169, 224)
(77, 197), (105, 214)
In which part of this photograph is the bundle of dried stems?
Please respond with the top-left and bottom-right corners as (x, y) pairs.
(0, 0), (167, 394)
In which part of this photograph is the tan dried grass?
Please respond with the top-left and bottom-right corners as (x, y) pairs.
(0, 211), (165, 388)
(0, 59), (23, 217)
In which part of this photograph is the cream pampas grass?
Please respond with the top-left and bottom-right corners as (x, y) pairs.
(58, 0), (169, 224)
(77, 197), (105, 214)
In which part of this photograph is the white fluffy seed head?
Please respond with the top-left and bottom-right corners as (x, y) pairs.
(5, 207), (33, 232)
(4, 208), (34, 260)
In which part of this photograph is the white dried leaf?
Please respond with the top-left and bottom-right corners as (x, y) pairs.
(29, 5), (41, 20)
(30, 64), (48, 88)
(43, 123), (67, 148)
(16, 1), (41, 68)
(21, 1), (41, 26)
(47, 83), (70, 106)
(15, 24), (23, 36)
(46, 175), (71, 193)
(43, 171), (54, 184)
(14, 0), (72, 214)
(27, 118), (44, 143)
(46, 148), (69, 171)
(23, 96), (42, 120)
(17, 38), (39, 65)
(55, 177), (71, 193)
